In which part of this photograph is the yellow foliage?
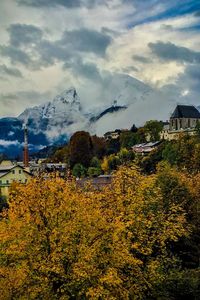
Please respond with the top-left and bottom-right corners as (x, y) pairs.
(101, 156), (109, 174)
(0, 166), (188, 299)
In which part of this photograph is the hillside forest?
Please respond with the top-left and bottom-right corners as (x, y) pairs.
(0, 120), (200, 299)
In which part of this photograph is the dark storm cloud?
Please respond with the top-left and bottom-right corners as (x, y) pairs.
(0, 23), (111, 70)
(8, 24), (43, 47)
(36, 40), (71, 66)
(149, 41), (200, 63)
(0, 45), (32, 66)
(63, 57), (101, 81)
(186, 64), (200, 79)
(60, 28), (112, 57)
(0, 64), (23, 77)
(132, 55), (152, 63)
(16, 0), (104, 9)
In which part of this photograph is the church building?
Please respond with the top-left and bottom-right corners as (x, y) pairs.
(170, 105), (200, 131)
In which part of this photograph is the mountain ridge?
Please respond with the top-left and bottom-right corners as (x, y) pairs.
(0, 73), (181, 157)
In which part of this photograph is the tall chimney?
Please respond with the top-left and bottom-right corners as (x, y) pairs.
(23, 124), (29, 167)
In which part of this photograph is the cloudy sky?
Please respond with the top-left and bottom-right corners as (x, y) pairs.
(0, 0), (200, 117)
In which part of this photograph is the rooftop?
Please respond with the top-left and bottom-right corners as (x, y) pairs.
(171, 105), (200, 119)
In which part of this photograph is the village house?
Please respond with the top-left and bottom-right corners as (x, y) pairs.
(132, 141), (161, 155)
(0, 160), (32, 199)
(104, 129), (128, 140)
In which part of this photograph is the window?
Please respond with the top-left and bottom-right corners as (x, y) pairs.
(0, 180), (2, 184)
(175, 119), (178, 130)
(6, 180), (9, 184)
(19, 170), (22, 174)
(188, 119), (191, 128)
(12, 170), (15, 174)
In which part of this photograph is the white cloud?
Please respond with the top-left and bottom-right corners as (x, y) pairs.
(0, 0), (199, 124)
(0, 139), (20, 147)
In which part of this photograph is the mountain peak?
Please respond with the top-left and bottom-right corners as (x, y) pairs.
(54, 87), (80, 105)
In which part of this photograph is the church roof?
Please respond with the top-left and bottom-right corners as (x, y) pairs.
(171, 105), (200, 119)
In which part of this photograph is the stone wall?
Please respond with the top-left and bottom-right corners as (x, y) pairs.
(170, 118), (199, 130)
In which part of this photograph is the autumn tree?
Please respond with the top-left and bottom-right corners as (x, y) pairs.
(0, 165), (189, 299)
(91, 135), (107, 159)
(154, 163), (200, 298)
(69, 131), (93, 168)
(48, 144), (70, 163)
(162, 134), (200, 173)
(118, 148), (135, 164)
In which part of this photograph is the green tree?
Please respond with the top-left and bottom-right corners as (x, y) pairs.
(118, 148), (135, 164)
(48, 145), (69, 163)
(138, 142), (165, 174)
(119, 131), (139, 149)
(144, 120), (163, 141)
(162, 141), (180, 165)
(195, 120), (200, 137)
(162, 135), (200, 172)
(136, 127), (147, 143)
(72, 163), (87, 178)
(107, 154), (121, 171)
(130, 123), (138, 133)
(90, 156), (101, 168)
(87, 167), (102, 177)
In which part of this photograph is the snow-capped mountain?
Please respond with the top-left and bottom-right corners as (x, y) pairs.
(18, 87), (91, 142)
(0, 74), (177, 157)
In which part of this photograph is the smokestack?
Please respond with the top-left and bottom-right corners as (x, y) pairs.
(23, 124), (29, 168)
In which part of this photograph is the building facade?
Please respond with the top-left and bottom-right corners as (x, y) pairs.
(160, 105), (200, 140)
(0, 161), (32, 199)
(170, 105), (200, 131)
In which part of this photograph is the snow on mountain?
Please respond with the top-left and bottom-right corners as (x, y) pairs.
(18, 87), (88, 141)
(91, 75), (175, 136)
(19, 87), (81, 123)
(18, 75), (175, 139)
(0, 73), (179, 158)
(105, 74), (152, 106)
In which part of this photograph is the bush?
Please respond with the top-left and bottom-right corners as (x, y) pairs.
(72, 163), (87, 178)
(87, 167), (102, 177)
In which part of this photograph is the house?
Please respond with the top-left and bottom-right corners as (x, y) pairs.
(0, 160), (32, 199)
(104, 129), (121, 140)
(39, 163), (68, 178)
(132, 141), (161, 154)
(76, 175), (112, 190)
(104, 129), (128, 140)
